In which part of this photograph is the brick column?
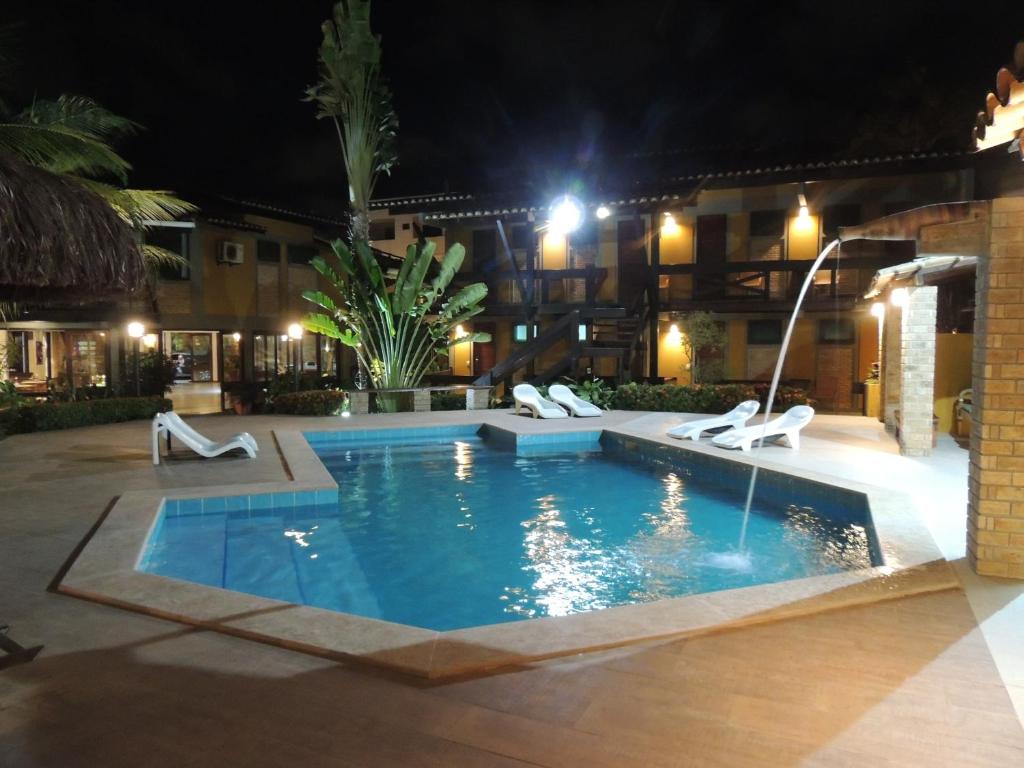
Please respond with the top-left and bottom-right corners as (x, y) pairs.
(882, 302), (902, 430)
(968, 196), (1024, 578)
(897, 286), (937, 457)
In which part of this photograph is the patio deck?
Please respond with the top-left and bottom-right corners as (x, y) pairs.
(1, 410), (1023, 766)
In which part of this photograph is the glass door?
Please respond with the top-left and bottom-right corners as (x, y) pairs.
(168, 332), (215, 382)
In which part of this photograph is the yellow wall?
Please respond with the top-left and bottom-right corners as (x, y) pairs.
(541, 233), (568, 269)
(202, 229), (258, 318)
(781, 318), (816, 381)
(726, 320), (746, 379)
(934, 332), (973, 433)
(857, 313), (881, 381)
(657, 321), (692, 382)
(786, 214), (821, 260)
(449, 325), (473, 375)
(659, 215), (693, 264)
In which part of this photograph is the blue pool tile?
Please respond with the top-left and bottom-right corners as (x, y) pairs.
(315, 488), (338, 504)
(294, 490), (316, 507)
(249, 493), (274, 511)
(272, 492), (295, 508)
(223, 495), (248, 512)
(162, 499), (179, 515)
(202, 496), (226, 513)
(179, 498), (202, 514)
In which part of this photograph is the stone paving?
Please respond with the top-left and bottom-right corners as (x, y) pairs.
(1, 410), (1023, 766)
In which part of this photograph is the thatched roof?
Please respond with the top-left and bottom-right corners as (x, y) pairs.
(0, 153), (146, 301)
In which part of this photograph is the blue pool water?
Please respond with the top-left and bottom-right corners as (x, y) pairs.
(140, 428), (880, 631)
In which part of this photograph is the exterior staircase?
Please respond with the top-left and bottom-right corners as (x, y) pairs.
(473, 292), (650, 391)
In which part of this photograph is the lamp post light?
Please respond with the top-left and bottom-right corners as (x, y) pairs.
(126, 321), (145, 396)
(287, 323), (303, 391)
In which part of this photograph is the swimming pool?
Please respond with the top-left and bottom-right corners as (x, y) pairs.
(139, 427), (880, 631)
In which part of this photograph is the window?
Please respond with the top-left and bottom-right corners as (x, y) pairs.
(257, 240), (281, 264)
(818, 318), (855, 344)
(287, 244), (317, 266)
(253, 333), (277, 381)
(369, 219), (395, 241)
(748, 210), (785, 261)
(221, 333), (243, 383)
(747, 319), (782, 345)
(6, 331), (29, 375)
(578, 323), (588, 342)
(512, 323), (539, 343)
(147, 228), (190, 280)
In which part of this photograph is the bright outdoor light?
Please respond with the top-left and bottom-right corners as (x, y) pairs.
(667, 323), (681, 338)
(287, 323), (304, 340)
(661, 213), (680, 236)
(548, 195), (583, 235)
(595, 205), (611, 220)
(454, 324), (468, 339)
(232, 332), (241, 342)
(142, 333), (158, 349)
(126, 321), (145, 339)
(870, 302), (885, 318)
(890, 287), (909, 307)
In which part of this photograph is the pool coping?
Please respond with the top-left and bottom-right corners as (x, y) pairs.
(57, 417), (959, 679)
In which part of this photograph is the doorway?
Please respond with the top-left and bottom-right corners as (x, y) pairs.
(168, 332), (215, 383)
(164, 331), (222, 414)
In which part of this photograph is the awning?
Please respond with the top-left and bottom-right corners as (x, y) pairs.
(863, 255), (978, 298)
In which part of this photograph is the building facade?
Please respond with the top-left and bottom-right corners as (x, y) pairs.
(370, 153), (975, 416)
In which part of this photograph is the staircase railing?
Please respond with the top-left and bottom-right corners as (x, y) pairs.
(623, 286), (650, 382)
(474, 310), (581, 389)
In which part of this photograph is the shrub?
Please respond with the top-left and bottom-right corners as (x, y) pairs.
(270, 389), (349, 416)
(120, 351), (176, 396)
(0, 395), (172, 435)
(431, 391), (466, 411)
(611, 382), (811, 413)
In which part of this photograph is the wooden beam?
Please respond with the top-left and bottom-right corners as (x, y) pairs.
(648, 214), (660, 379)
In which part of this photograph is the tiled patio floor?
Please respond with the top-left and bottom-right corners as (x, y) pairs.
(1, 410), (1022, 766)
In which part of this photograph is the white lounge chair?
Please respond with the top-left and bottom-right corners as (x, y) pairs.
(152, 411), (258, 465)
(512, 383), (568, 419)
(548, 384), (602, 417)
(711, 405), (815, 452)
(667, 399), (760, 440)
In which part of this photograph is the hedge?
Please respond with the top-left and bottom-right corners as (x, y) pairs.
(611, 382), (811, 413)
(270, 389), (348, 416)
(0, 396), (173, 436)
(430, 391), (466, 411)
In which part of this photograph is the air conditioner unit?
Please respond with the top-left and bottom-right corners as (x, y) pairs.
(217, 241), (244, 265)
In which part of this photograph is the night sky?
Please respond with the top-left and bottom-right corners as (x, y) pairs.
(3, 1), (1022, 215)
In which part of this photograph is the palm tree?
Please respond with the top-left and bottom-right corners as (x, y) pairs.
(0, 94), (195, 271)
(305, 0), (397, 242)
(303, 1), (489, 408)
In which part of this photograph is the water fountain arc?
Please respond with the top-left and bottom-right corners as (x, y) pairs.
(734, 238), (843, 554)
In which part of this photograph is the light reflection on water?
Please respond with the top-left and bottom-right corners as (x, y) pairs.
(144, 436), (878, 631)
